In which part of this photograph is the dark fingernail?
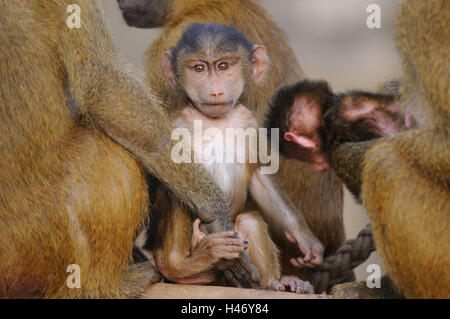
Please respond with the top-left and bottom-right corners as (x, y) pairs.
(243, 240), (248, 244)
(244, 246), (248, 250)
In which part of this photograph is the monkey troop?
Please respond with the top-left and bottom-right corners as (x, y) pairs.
(1, 0), (446, 299)
(267, 0), (449, 298)
(134, 23), (321, 293)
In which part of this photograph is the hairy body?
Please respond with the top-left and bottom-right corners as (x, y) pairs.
(154, 104), (313, 292)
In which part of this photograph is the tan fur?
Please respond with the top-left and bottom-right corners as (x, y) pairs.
(153, 104), (280, 288)
(0, 0), (236, 298)
(142, 0), (345, 282)
(235, 212), (281, 287)
(331, 0), (449, 298)
(362, 0), (450, 298)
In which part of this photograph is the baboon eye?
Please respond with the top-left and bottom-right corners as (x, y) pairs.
(218, 62), (229, 71)
(193, 64), (205, 72)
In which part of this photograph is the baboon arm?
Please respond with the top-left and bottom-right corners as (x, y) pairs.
(330, 128), (449, 201)
(57, 0), (232, 230)
(249, 169), (309, 237)
(249, 169), (323, 267)
(330, 139), (380, 201)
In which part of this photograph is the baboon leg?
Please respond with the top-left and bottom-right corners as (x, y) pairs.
(0, 129), (156, 298)
(58, 129), (157, 298)
(153, 203), (219, 285)
(234, 211), (280, 288)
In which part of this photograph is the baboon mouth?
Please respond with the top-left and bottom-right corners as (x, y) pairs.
(203, 102), (233, 107)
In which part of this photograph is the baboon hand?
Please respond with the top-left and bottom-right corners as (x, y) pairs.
(194, 219), (261, 288)
(285, 230), (324, 268)
(191, 219), (248, 263)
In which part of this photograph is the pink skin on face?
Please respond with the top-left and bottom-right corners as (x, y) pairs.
(183, 57), (244, 118)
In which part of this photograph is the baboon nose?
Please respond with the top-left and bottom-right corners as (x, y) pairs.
(210, 92), (224, 97)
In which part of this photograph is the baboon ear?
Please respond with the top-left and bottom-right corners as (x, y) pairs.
(284, 131), (329, 171)
(284, 132), (318, 150)
(162, 51), (177, 89)
(117, 0), (171, 28)
(250, 45), (269, 84)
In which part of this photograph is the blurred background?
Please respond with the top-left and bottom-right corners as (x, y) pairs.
(99, 0), (403, 281)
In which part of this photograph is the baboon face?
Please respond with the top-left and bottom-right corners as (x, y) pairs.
(163, 23), (269, 118)
(181, 54), (246, 118)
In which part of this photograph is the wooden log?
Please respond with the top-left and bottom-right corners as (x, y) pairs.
(142, 283), (329, 299)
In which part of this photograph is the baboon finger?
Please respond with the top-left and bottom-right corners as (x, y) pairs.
(270, 280), (285, 292)
(280, 276), (314, 294)
(289, 279), (297, 292)
(207, 231), (239, 239)
(290, 257), (303, 268)
(211, 237), (247, 247)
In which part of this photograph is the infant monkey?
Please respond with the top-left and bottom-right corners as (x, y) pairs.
(140, 24), (324, 293)
(267, 80), (411, 171)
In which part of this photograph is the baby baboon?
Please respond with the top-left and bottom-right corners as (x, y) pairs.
(118, 0), (346, 286)
(266, 79), (410, 199)
(136, 23), (321, 293)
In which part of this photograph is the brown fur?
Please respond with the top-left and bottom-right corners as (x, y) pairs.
(331, 0), (450, 298)
(0, 0), (240, 298)
(119, 0), (345, 284)
(152, 195), (281, 288)
(331, 276), (403, 299)
(234, 212), (280, 288)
